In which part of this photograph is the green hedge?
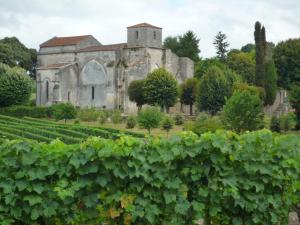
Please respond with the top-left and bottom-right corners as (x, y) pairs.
(0, 130), (299, 224)
(0, 105), (53, 118)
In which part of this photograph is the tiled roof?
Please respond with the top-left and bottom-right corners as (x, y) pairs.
(37, 63), (72, 70)
(77, 43), (127, 52)
(40, 35), (92, 48)
(127, 22), (162, 29)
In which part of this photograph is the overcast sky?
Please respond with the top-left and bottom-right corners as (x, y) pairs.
(0, 0), (299, 57)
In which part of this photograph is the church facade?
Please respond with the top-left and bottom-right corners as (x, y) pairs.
(36, 23), (194, 113)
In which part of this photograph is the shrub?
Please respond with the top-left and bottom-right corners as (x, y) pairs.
(270, 116), (281, 132)
(289, 84), (300, 130)
(161, 116), (174, 137)
(126, 116), (136, 129)
(74, 119), (80, 125)
(280, 112), (297, 131)
(78, 108), (99, 122)
(98, 111), (108, 125)
(52, 102), (77, 123)
(187, 112), (223, 135)
(0, 105), (53, 118)
(137, 107), (163, 134)
(222, 91), (264, 133)
(111, 110), (122, 124)
(0, 63), (32, 107)
(233, 82), (265, 101)
(174, 113), (184, 125)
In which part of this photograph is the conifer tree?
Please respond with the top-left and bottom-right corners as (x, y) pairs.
(213, 31), (229, 60)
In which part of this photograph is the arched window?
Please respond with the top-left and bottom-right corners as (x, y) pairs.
(92, 86), (95, 100)
(46, 81), (49, 102)
(136, 31), (139, 40)
(154, 31), (156, 40)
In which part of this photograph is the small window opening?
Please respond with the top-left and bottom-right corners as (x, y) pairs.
(154, 31), (156, 40)
(136, 31), (139, 40)
(46, 81), (49, 101)
(92, 86), (95, 100)
(68, 91), (70, 101)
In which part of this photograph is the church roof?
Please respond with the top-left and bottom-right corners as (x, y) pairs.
(37, 63), (72, 70)
(77, 43), (127, 52)
(40, 35), (93, 48)
(127, 22), (162, 29)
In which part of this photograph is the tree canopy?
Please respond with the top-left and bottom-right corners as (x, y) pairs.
(213, 31), (229, 60)
(180, 78), (198, 115)
(128, 79), (146, 111)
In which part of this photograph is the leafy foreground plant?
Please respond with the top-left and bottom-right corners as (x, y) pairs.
(0, 130), (299, 225)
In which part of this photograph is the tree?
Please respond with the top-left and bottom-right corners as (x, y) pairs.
(241, 43), (255, 53)
(144, 68), (179, 112)
(137, 107), (163, 134)
(222, 91), (264, 133)
(0, 37), (37, 78)
(163, 31), (200, 61)
(226, 51), (256, 84)
(128, 79), (146, 111)
(161, 116), (174, 137)
(197, 66), (231, 115)
(0, 63), (32, 107)
(254, 21), (267, 88)
(180, 78), (198, 115)
(289, 84), (300, 130)
(270, 116), (281, 132)
(194, 58), (227, 79)
(52, 102), (77, 123)
(126, 116), (136, 129)
(264, 60), (277, 105)
(213, 31), (229, 60)
(273, 38), (300, 89)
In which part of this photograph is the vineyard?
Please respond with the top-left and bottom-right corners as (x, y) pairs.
(0, 130), (299, 224)
(0, 115), (144, 144)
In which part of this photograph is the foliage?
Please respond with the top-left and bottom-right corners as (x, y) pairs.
(270, 116), (281, 132)
(185, 112), (223, 135)
(128, 80), (146, 111)
(0, 63), (32, 107)
(163, 31), (200, 61)
(174, 113), (184, 125)
(194, 58), (227, 79)
(0, 130), (299, 224)
(161, 116), (174, 136)
(241, 43), (255, 53)
(137, 107), (163, 134)
(213, 31), (229, 60)
(144, 68), (179, 112)
(264, 60), (277, 105)
(0, 105), (53, 118)
(52, 103), (77, 123)
(126, 116), (136, 129)
(111, 110), (122, 124)
(274, 38), (300, 89)
(78, 108), (99, 122)
(0, 37), (37, 78)
(180, 78), (198, 115)
(197, 66), (231, 115)
(98, 111), (108, 125)
(280, 112), (297, 132)
(222, 90), (264, 133)
(289, 84), (300, 130)
(233, 82), (265, 101)
(226, 51), (256, 84)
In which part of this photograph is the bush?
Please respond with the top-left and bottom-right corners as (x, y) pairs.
(74, 119), (80, 125)
(270, 116), (281, 132)
(126, 116), (136, 129)
(186, 112), (223, 135)
(137, 107), (163, 134)
(280, 112), (297, 131)
(174, 113), (184, 125)
(0, 105), (53, 118)
(78, 108), (99, 122)
(161, 116), (174, 136)
(0, 63), (32, 107)
(222, 91), (264, 133)
(52, 103), (77, 123)
(98, 111), (108, 125)
(111, 110), (122, 124)
(0, 130), (299, 224)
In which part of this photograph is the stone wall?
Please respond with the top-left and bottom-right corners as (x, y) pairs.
(127, 27), (162, 48)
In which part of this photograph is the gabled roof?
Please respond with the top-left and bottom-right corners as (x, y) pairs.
(127, 22), (162, 29)
(40, 35), (93, 48)
(77, 43), (127, 52)
(37, 63), (72, 70)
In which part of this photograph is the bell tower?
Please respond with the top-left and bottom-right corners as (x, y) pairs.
(127, 22), (162, 48)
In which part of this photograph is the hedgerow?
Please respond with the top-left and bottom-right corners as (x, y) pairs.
(0, 130), (299, 224)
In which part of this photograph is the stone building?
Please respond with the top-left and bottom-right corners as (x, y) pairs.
(36, 23), (194, 113)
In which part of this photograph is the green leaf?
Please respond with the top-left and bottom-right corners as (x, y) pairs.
(23, 195), (43, 206)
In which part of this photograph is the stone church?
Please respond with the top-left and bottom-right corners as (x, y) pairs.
(36, 23), (194, 113)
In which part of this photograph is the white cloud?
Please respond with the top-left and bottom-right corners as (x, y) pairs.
(0, 0), (299, 57)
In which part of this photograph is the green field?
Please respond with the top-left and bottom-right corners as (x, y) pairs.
(0, 115), (144, 144)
